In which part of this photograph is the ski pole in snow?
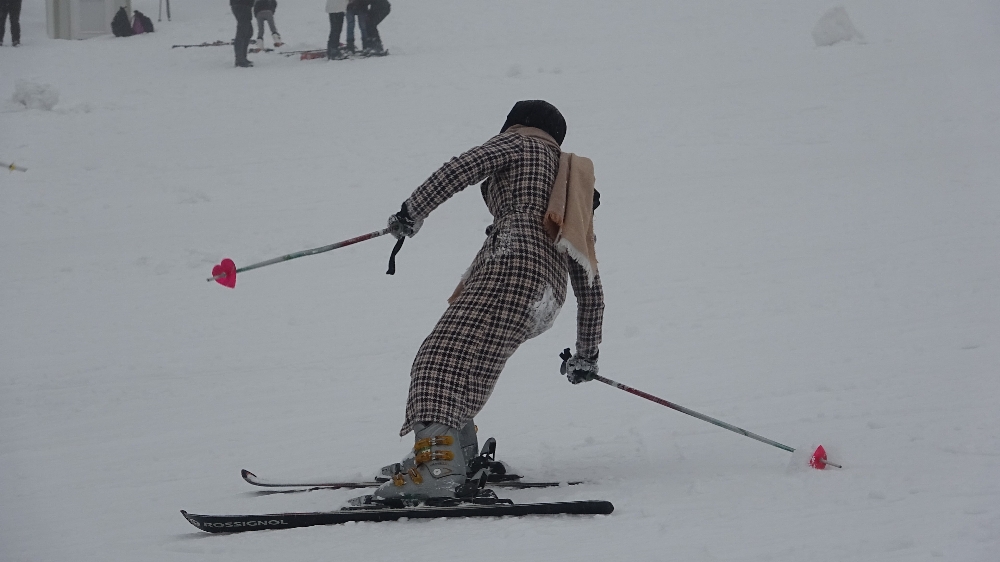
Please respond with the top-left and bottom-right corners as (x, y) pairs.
(592, 372), (842, 469)
(2, 161), (27, 172)
(208, 227), (391, 288)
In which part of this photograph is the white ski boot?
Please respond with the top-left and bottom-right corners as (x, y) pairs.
(373, 422), (467, 501)
(272, 33), (283, 48)
(249, 39), (262, 53)
(377, 419), (478, 481)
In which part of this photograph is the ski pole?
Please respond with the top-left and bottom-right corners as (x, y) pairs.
(208, 227), (391, 288)
(591, 371), (842, 469)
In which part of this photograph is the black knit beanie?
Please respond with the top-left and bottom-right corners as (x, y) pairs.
(500, 100), (567, 145)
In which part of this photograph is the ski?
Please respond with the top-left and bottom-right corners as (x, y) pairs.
(241, 469), (582, 490)
(181, 500), (613, 533)
(172, 40), (232, 48)
(290, 49), (390, 60)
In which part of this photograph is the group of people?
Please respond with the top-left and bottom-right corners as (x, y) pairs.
(229, 0), (390, 67)
(0, 0), (22, 47)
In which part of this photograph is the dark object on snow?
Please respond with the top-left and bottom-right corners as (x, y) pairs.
(134, 11), (154, 33)
(111, 7), (134, 37)
(501, 100), (567, 145)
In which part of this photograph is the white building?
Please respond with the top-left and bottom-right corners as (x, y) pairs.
(46, 0), (132, 40)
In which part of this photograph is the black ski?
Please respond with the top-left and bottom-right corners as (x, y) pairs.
(241, 469), (582, 490)
(182, 500), (612, 533)
(172, 40), (232, 48)
(290, 49), (389, 60)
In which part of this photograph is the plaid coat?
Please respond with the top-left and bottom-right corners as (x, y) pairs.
(400, 131), (605, 435)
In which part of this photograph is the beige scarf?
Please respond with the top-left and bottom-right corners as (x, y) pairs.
(447, 126), (598, 303)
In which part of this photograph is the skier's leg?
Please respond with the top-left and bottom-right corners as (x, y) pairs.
(344, 6), (355, 48)
(10, 0), (19, 45)
(357, 12), (369, 49)
(0, 6), (8, 44)
(327, 12), (345, 58)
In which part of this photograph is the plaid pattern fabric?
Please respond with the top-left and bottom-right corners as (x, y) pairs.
(400, 132), (605, 435)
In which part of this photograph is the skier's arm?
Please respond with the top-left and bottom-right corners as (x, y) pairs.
(568, 259), (604, 360)
(404, 133), (523, 222)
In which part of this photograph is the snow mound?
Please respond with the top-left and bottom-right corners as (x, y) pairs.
(12, 80), (60, 110)
(812, 6), (864, 47)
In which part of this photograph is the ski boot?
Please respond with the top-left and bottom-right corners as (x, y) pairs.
(249, 39), (262, 53)
(272, 33), (283, 48)
(362, 38), (387, 57)
(376, 422), (521, 486)
(327, 44), (347, 60)
(377, 419), (478, 481)
(372, 422), (469, 502)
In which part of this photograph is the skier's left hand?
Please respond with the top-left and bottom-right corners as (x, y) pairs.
(387, 203), (423, 239)
(560, 348), (598, 384)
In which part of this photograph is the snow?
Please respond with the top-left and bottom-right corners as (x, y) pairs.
(1, 0), (999, 560)
(11, 80), (60, 111)
(813, 7), (865, 47)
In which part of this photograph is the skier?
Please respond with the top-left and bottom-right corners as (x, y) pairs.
(0, 0), (22, 46)
(375, 100), (604, 501)
(325, 0), (348, 60)
(250, 0), (281, 53)
(230, 0), (255, 67)
(344, 0), (368, 53)
(359, 0), (389, 55)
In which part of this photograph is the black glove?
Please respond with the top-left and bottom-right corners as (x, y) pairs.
(387, 202), (423, 239)
(559, 348), (598, 384)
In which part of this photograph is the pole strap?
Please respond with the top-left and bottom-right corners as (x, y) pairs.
(386, 237), (405, 275)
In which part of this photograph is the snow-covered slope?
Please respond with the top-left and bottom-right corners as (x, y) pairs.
(2, 1), (998, 560)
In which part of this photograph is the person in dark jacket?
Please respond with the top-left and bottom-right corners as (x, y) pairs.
(374, 100), (605, 501)
(360, 0), (389, 55)
(0, 0), (22, 46)
(231, 0), (254, 67)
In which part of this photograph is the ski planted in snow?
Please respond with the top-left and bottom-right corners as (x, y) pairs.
(182, 499), (612, 533)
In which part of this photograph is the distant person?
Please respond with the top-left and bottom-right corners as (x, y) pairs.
(344, 0), (367, 53)
(0, 0), (22, 47)
(231, 0), (254, 67)
(361, 0), (389, 55)
(251, 0), (281, 52)
(326, 0), (347, 59)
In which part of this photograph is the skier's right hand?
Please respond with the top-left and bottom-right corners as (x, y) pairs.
(559, 348), (598, 384)
(387, 202), (423, 239)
